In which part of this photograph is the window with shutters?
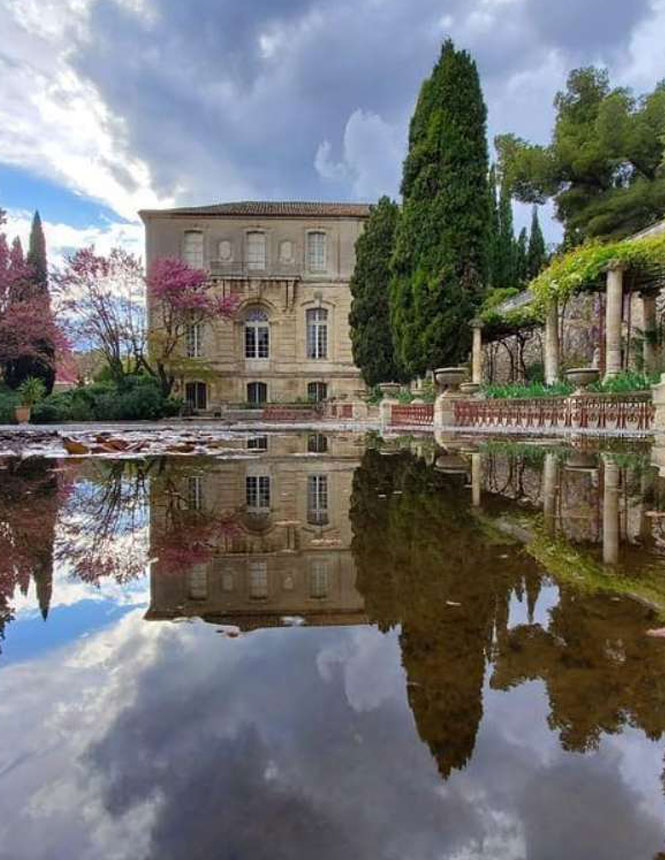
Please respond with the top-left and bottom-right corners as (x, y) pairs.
(183, 231), (204, 268)
(249, 561), (268, 599)
(307, 381), (327, 403)
(186, 322), (202, 358)
(309, 559), (330, 599)
(307, 231), (326, 271)
(245, 308), (269, 359)
(187, 476), (203, 511)
(306, 308), (328, 359)
(307, 474), (329, 525)
(247, 381), (268, 405)
(246, 231), (267, 270)
(246, 475), (271, 511)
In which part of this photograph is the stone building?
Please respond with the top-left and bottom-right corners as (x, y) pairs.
(145, 431), (367, 630)
(140, 201), (371, 410)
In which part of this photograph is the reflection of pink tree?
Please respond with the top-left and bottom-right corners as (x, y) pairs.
(150, 467), (240, 575)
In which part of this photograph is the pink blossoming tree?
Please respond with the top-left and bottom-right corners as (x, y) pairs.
(144, 256), (237, 397)
(0, 228), (63, 384)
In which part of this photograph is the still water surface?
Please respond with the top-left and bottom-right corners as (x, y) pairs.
(1, 431), (665, 859)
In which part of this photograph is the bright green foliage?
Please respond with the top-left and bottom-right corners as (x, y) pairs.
(482, 380), (573, 399)
(29, 376), (182, 424)
(514, 228), (528, 285)
(527, 206), (547, 279)
(390, 40), (490, 376)
(17, 376), (45, 407)
(349, 197), (403, 385)
(478, 286), (543, 340)
(529, 231), (665, 308)
(496, 68), (665, 241)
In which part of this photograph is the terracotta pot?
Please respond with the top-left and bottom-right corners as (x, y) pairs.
(14, 406), (31, 424)
(434, 367), (467, 391)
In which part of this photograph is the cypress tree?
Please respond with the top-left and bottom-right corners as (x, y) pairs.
(514, 228), (528, 286)
(349, 196), (403, 386)
(495, 175), (515, 287)
(390, 40), (490, 376)
(527, 205), (547, 279)
(8, 212), (56, 392)
(487, 165), (500, 288)
(26, 211), (48, 292)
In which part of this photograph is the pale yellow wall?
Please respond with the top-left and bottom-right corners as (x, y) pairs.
(144, 212), (368, 405)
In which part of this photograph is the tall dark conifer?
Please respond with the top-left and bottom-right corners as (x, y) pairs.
(514, 228), (528, 286)
(349, 197), (403, 386)
(26, 211), (48, 292)
(495, 176), (515, 287)
(527, 205), (547, 279)
(390, 40), (490, 375)
(487, 165), (500, 288)
(8, 211), (56, 392)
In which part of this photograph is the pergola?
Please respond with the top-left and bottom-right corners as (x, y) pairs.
(471, 219), (665, 385)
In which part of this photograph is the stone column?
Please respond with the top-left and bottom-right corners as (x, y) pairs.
(642, 293), (658, 375)
(472, 322), (483, 385)
(605, 264), (624, 380)
(471, 452), (482, 508)
(543, 453), (558, 535)
(602, 457), (620, 565)
(379, 397), (398, 428)
(544, 300), (560, 385)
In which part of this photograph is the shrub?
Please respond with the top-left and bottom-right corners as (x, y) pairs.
(30, 375), (182, 423)
(18, 377), (46, 407)
(589, 370), (658, 394)
(0, 386), (19, 424)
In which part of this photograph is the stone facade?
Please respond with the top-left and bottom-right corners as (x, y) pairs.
(140, 201), (370, 409)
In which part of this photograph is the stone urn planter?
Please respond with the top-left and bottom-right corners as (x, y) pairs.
(434, 453), (469, 474)
(434, 367), (467, 392)
(565, 367), (599, 393)
(378, 382), (401, 398)
(14, 405), (31, 424)
(460, 382), (480, 395)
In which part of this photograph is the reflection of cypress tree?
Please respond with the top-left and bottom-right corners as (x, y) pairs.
(0, 460), (58, 644)
(351, 448), (536, 778)
(491, 590), (665, 751)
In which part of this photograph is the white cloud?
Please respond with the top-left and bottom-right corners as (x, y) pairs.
(0, 0), (171, 222)
(315, 109), (405, 200)
(3, 208), (144, 269)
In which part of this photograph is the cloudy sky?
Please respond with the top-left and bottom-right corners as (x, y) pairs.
(1, 0), (664, 263)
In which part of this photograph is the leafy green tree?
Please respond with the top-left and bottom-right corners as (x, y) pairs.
(390, 40), (490, 375)
(496, 68), (665, 242)
(349, 196), (403, 386)
(527, 205), (547, 279)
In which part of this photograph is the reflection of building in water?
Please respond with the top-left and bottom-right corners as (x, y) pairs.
(146, 432), (367, 630)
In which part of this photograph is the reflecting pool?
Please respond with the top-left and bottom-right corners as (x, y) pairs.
(1, 431), (665, 859)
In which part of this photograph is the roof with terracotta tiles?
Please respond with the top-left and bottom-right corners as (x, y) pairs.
(139, 200), (372, 220)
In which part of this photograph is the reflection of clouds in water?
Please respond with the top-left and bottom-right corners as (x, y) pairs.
(316, 625), (406, 713)
(0, 616), (663, 860)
